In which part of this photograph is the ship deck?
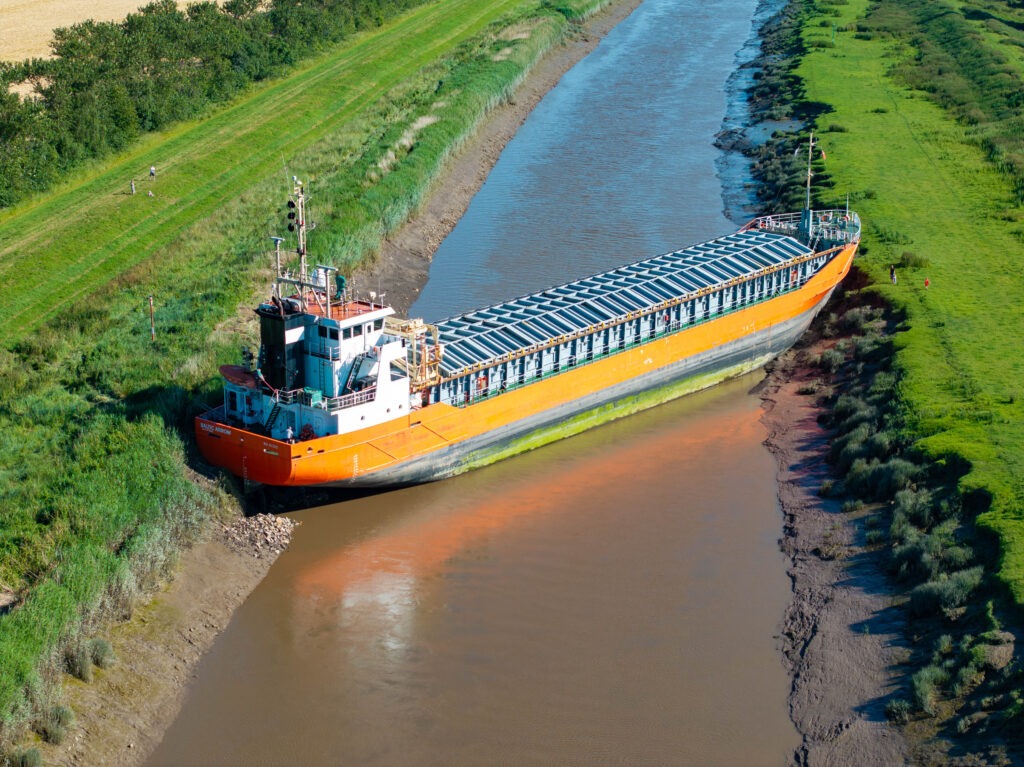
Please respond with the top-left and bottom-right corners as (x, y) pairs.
(433, 229), (815, 377)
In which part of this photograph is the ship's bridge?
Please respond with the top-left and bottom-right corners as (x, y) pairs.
(430, 229), (815, 378)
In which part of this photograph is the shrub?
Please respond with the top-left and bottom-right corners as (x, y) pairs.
(909, 567), (985, 616)
(817, 348), (845, 373)
(837, 306), (870, 333)
(832, 394), (873, 429)
(11, 749), (42, 767)
(51, 704), (74, 727)
(64, 640), (92, 683)
(830, 422), (872, 470)
(89, 638), (116, 669)
(912, 664), (949, 715)
(872, 458), (920, 499)
(845, 457), (917, 501)
(894, 488), (932, 528)
(885, 698), (913, 723)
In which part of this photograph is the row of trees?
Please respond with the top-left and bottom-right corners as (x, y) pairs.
(0, 0), (425, 208)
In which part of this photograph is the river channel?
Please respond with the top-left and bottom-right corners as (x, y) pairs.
(148, 0), (800, 763)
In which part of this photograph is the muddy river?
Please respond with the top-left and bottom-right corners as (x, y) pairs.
(148, 0), (800, 763)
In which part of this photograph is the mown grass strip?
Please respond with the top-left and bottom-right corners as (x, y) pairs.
(0, 0), (531, 343)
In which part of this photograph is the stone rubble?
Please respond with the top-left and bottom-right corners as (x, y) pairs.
(222, 513), (299, 558)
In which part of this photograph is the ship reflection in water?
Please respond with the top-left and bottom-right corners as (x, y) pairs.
(273, 375), (798, 765)
(149, 376), (798, 766)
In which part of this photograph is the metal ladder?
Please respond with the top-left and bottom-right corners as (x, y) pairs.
(264, 401), (282, 432)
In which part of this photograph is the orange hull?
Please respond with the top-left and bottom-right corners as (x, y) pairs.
(196, 242), (855, 487)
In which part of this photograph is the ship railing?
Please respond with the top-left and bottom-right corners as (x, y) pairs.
(748, 210), (860, 245)
(445, 265), (830, 408)
(748, 212), (802, 235)
(269, 384), (377, 411)
(274, 388), (303, 405)
(323, 386), (377, 412)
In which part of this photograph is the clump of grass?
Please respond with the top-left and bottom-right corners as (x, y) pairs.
(64, 641), (92, 683)
(913, 664), (950, 716)
(817, 347), (845, 373)
(908, 566), (985, 617)
(10, 748), (42, 767)
(866, 528), (886, 545)
(885, 698), (913, 723)
(898, 250), (931, 269)
(36, 704), (73, 745)
(89, 638), (116, 670)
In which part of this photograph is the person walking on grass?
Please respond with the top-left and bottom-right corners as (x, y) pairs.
(150, 165), (156, 180)
(890, 264), (897, 285)
(130, 179), (136, 195)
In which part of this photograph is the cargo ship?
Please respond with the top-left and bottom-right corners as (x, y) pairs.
(196, 152), (860, 488)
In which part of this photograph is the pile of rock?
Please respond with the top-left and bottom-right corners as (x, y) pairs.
(222, 513), (299, 558)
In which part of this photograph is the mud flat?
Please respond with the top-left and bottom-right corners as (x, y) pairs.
(761, 339), (908, 765)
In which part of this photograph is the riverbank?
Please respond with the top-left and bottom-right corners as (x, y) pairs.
(31, 1), (908, 763)
(761, 330), (908, 765)
(36, 2), (644, 764)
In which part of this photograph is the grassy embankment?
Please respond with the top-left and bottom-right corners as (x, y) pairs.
(785, 0), (1024, 745)
(0, 0), (610, 755)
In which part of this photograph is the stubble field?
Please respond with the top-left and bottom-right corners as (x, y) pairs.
(1, 0), (153, 61)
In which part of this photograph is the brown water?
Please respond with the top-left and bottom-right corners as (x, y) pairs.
(149, 0), (802, 761)
(150, 377), (796, 766)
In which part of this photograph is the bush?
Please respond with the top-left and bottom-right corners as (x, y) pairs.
(885, 697), (912, 723)
(11, 749), (43, 767)
(64, 640), (92, 683)
(51, 704), (74, 728)
(817, 347), (845, 373)
(830, 422), (872, 471)
(908, 567), (985, 616)
(912, 664), (949, 715)
(89, 638), (116, 669)
(894, 488), (932, 528)
(832, 394), (873, 429)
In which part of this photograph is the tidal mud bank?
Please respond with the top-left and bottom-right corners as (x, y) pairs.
(761, 337), (908, 765)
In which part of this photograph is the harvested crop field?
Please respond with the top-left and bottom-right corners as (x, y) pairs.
(0, 0), (151, 61)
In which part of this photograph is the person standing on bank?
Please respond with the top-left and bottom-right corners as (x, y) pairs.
(150, 165), (156, 180)
(890, 264), (897, 285)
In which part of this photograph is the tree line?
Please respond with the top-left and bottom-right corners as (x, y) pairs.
(0, 0), (426, 209)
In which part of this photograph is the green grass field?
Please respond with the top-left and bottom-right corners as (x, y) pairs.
(0, 0), (546, 343)
(796, 0), (1024, 596)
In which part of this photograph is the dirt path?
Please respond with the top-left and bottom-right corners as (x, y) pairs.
(761, 343), (908, 766)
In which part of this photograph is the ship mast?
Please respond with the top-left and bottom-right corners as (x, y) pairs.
(274, 178), (329, 313)
(800, 133), (816, 242)
(805, 131), (815, 211)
